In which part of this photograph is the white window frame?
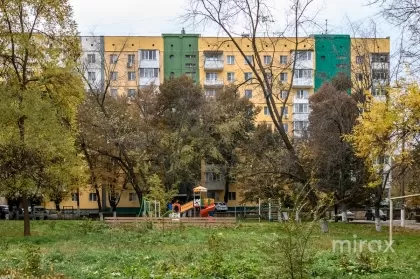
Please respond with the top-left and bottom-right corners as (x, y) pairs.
(245, 55), (254, 65)
(263, 55), (272, 65)
(128, 54), (135, 64)
(244, 72), (252, 81)
(294, 103), (309, 113)
(295, 51), (312, 61)
(280, 55), (288, 64)
(283, 123), (289, 132)
(141, 50), (157, 60)
(264, 106), (270, 115)
(140, 68), (159, 78)
(227, 72), (235, 82)
(280, 72), (288, 82)
(294, 121), (308, 131)
(128, 71), (136, 81)
(89, 193), (97, 202)
(110, 54), (118, 64)
(206, 72), (218, 80)
(356, 55), (364, 64)
(280, 91), (288, 99)
(244, 89), (252, 98)
(128, 89), (136, 97)
(71, 193), (78, 202)
(294, 69), (312, 79)
(227, 55), (235, 65)
(296, 89), (309, 99)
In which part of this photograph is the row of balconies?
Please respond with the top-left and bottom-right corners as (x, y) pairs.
(204, 77), (314, 88)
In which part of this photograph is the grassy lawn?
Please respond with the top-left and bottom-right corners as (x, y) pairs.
(0, 220), (419, 278)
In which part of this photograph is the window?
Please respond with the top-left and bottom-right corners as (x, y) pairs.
(87, 54), (95, 64)
(281, 106), (288, 115)
(128, 71), (136, 81)
(244, 89), (252, 99)
(87, 72), (96, 81)
(110, 88), (118, 98)
(280, 55), (288, 64)
(372, 87), (386, 96)
(373, 70), (387, 80)
(185, 54), (196, 58)
(357, 73), (363, 81)
(110, 71), (118, 81)
(371, 53), (389, 63)
(263, 55), (272, 65)
(71, 193), (78, 202)
(227, 72), (235, 82)
(110, 54), (118, 64)
(294, 69), (312, 79)
(294, 104), (309, 113)
(205, 89), (216, 97)
(128, 54), (135, 64)
(296, 90), (308, 99)
(280, 91), (288, 99)
(280, 73), (288, 82)
(89, 193), (97, 202)
(128, 89), (136, 97)
(206, 172), (222, 182)
(294, 121), (308, 131)
(129, 193), (137, 202)
(283, 123), (289, 132)
(228, 192), (236, 201)
(206, 72), (218, 80)
(227, 55), (235, 65)
(244, 72), (252, 81)
(295, 51), (312, 61)
(185, 72), (195, 79)
(264, 106), (270, 115)
(356, 55), (364, 64)
(140, 68), (159, 78)
(185, 63), (196, 68)
(245, 55), (253, 65)
(141, 50), (157, 60)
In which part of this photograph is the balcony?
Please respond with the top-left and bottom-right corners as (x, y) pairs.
(292, 78), (313, 88)
(204, 58), (224, 71)
(204, 79), (224, 88)
(372, 62), (389, 70)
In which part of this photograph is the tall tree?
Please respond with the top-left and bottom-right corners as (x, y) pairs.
(185, 0), (320, 206)
(0, 0), (86, 236)
(309, 78), (368, 220)
(203, 86), (259, 202)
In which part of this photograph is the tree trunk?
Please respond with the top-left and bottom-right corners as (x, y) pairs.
(223, 173), (229, 203)
(95, 185), (102, 212)
(55, 202), (60, 211)
(22, 196), (30, 237)
(374, 205), (381, 232)
(135, 189), (143, 215)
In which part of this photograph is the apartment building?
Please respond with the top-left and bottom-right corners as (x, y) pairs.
(64, 32), (390, 212)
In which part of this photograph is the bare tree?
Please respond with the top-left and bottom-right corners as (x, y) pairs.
(184, 0), (321, 206)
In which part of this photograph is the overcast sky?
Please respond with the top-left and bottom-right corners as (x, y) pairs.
(70, 0), (397, 39)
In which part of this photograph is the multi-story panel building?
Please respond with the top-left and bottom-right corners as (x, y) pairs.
(40, 32), (390, 213)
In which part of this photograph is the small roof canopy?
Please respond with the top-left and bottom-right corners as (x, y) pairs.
(193, 185), (207, 193)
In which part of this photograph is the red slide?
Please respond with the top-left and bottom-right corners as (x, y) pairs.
(200, 204), (216, 217)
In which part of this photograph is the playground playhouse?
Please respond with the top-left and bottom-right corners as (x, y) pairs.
(172, 186), (215, 217)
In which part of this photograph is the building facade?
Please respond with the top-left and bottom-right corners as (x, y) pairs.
(59, 32), (390, 213)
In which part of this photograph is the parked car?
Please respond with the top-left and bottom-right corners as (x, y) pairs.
(0, 205), (9, 219)
(365, 208), (387, 221)
(334, 211), (355, 222)
(18, 206), (51, 220)
(215, 202), (228, 211)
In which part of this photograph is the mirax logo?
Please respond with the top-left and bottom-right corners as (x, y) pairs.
(332, 234), (394, 253)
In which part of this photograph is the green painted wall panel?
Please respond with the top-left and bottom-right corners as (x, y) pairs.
(314, 35), (351, 92)
(162, 34), (200, 82)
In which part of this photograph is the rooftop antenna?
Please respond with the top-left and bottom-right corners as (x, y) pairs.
(325, 19), (328, 34)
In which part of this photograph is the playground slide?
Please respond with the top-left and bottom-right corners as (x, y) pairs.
(180, 201), (194, 213)
(200, 204), (216, 217)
